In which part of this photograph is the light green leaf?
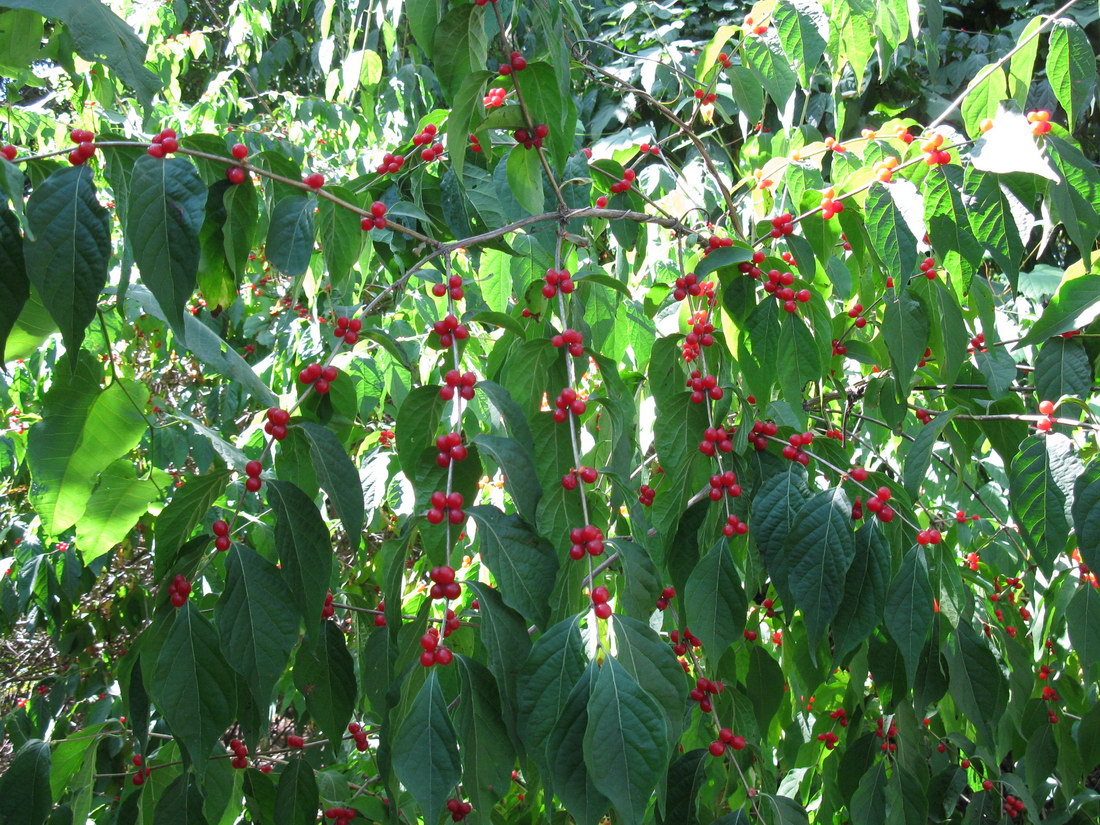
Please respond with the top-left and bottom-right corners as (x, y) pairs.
(1009, 433), (1080, 571)
(864, 181), (918, 281)
(75, 460), (160, 562)
(882, 288), (929, 391)
(432, 4), (487, 99)
(1017, 265), (1100, 346)
(959, 66), (1007, 138)
(506, 145), (544, 215)
(964, 169), (1024, 289)
(969, 112), (1058, 180)
(774, 0), (829, 88)
(154, 470), (230, 578)
(1067, 584), (1100, 676)
(1049, 19), (1097, 125)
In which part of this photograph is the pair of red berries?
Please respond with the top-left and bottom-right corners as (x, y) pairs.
(591, 585), (612, 619)
(655, 585), (675, 611)
(322, 589), (335, 618)
(446, 798), (473, 822)
(299, 362), (338, 394)
(244, 459), (264, 492)
(426, 491), (466, 525)
(168, 574), (191, 607)
(361, 201), (388, 231)
(226, 143), (250, 184)
(693, 89), (718, 104)
(213, 519), (231, 551)
(499, 51), (527, 74)
(561, 466), (597, 490)
(69, 129), (97, 165)
(333, 315), (362, 344)
(440, 369), (477, 401)
(568, 525), (604, 559)
(146, 128), (179, 158)
(432, 274), (466, 300)
(435, 433), (468, 467)
(264, 406), (290, 441)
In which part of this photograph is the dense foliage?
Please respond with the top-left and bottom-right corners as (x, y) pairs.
(1, 0), (1100, 823)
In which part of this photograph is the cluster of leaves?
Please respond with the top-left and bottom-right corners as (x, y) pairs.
(1, 1), (1100, 824)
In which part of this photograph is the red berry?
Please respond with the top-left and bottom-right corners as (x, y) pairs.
(304, 172), (325, 189)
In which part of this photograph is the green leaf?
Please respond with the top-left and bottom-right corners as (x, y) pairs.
(127, 156), (208, 334)
(445, 70), (493, 186)
(406, 0), (440, 57)
(832, 521), (890, 661)
(0, 740), (51, 825)
(317, 184), (363, 289)
(519, 63), (576, 171)
(974, 345), (1019, 399)
(151, 603), (235, 774)
(1008, 16), (1044, 105)
(1035, 336), (1093, 403)
(1046, 136), (1100, 268)
(584, 656), (668, 825)
(506, 146), (544, 215)
(222, 178), (258, 279)
(294, 422), (364, 545)
(468, 505), (558, 629)
(22, 165), (110, 362)
(834, 0), (875, 92)
(27, 359), (147, 536)
(964, 169), (1024, 289)
(774, 0), (829, 89)
(0, 206), (29, 360)
(395, 385), (447, 481)
(546, 663), (610, 825)
(850, 761), (888, 825)
(882, 288), (929, 391)
(464, 581), (530, 738)
(293, 620), (355, 752)
(784, 488), (855, 648)
(742, 33), (797, 113)
(902, 408), (958, 498)
(154, 773), (208, 825)
(923, 166), (983, 288)
(612, 615), (687, 749)
(517, 615), (587, 756)
(1049, 19), (1097, 125)
(864, 181), (918, 281)
(683, 541), (747, 659)
(471, 434), (542, 523)
(1009, 434), (1079, 570)
(657, 749), (707, 825)
(885, 547), (934, 687)
(274, 756), (318, 825)
(1073, 462), (1100, 574)
(776, 314), (820, 420)
(959, 66), (1008, 138)
(393, 671), (461, 821)
(1017, 265), (1100, 346)
(692, 245), (754, 280)
(75, 460), (160, 562)
(454, 655), (516, 820)
(751, 467), (811, 611)
(432, 3), (487, 100)
(268, 480), (333, 637)
(265, 197), (315, 277)
(216, 544), (298, 707)
(946, 621), (1007, 750)
(1068, 584), (1100, 676)
(154, 470), (230, 578)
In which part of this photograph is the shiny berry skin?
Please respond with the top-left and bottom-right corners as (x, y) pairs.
(303, 172), (325, 189)
(226, 167), (246, 184)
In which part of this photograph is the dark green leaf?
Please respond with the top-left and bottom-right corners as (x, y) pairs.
(885, 547), (934, 687)
(832, 521), (890, 661)
(1067, 584), (1100, 676)
(265, 197), (315, 277)
(293, 620), (355, 749)
(923, 166), (983, 288)
(395, 385), (448, 481)
(658, 749), (707, 825)
(222, 178), (258, 279)
(0, 740), (51, 825)
(612, 615), (686, 749)
(683, 541), (747, 658)
(517, 615), (586, 756)
(902, 408), (958, 498)
(22, 165), (110, 362)
(0, 206), (29, 360)
(849, 761), (887, 825)
(1009, 434), (1079, 570)
(153, 773), (208, 825)
(1035, 336), (1093, 403)
(946, 622), (1007, 750)
(1049, 19), (1097, 125)
(1046, 136), (1100, 267)
(392, 671), (461, 822)
(154, 470), (230, 578)
(274, 755), (318, 825)
(546, 663), (610, 825)
(468, 505), (558, 628)
(268, 480), (333, 637)
(455, 656), (516, 820)
(295, 422), (364, 544)
(317, 184), (363, 288)
(882, 288), (929, 391)
(471, 435), (542, 523)
(751, 467), (810, 611)
(1073, 462), (1100, 574)
(964, 169), (1023, 289)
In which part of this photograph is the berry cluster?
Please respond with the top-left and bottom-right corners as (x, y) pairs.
(864, 487), (896, 522)
(551, 328), (584, 357)
(1036, 399), (1057, 432)
(874, 717), (898, 752)
(324, 806), (357, 824)
(426, 492), (466, 525)
(228, 738), (249, 768)
(298, 363), (338, 394)
(513, 124), (548, 149)
(915, 407), (934, 425)
(361, 201), (388, 231)
(427, 566), (462, 601)
(920, 132), (950, 165)
(824, 136), (847, 153)
(748, 419), (778, 450)
(1027, 110), (1052, 136)
(468, 134), (483, 153)
(333, 315), (363, 344)
(762, 269), (811, 313)
(542, 267), (575, 297)
(707, 470), (742, 501)
(348, 722), (369, 750)
(446, 799), (473, 822)
(69, 129), (97, 165)
(590, 585), (612, 619)
(499, 50), (527, 74)
(895, 125), (915, 143)
(744, 15), (768, 35)
(670, 627), (701, 656)
(872, 155), (898, 182)
(608, 168), (636, 193)
(146, 128), (180, 158)
(440, 369), (477, 400)
(435, 433), (468, 467)
(820, 187), (845, 219)
(567, 525), (605, 559)
(689, 676), (722, 712)
(0, 144), (16, 161)
(655, 585), (675, 611)
(698, 426), (734, 456)
(816, 730), (840, 750)
(832, 339), (848, 357)
(846, 303), (868, 328)
(167, 574), (191, 607)
(704, 236), (734, 257)
(432, 274), (466, 299)
(561, 466), (598, 490)
(376, 152), (406, 175)
(829, 707), (848, 727)
(709, 728), (747, 757)
(552, 388), (587, 422)
(638, 484), (655, 507)
(916, 527), (942, 545)
(722, 514), (748, 537)
(412, 123), (444, 161)
(483, 86), (506, 107)
(431, 314), (469, 348)
(918, 256), (937, 279)
(693, 89), (718, 104)
(227, 143), (249, 184)
(683, 310), (715, 361)
(419, 627), (454, 667)
(716, 52), (733, 68)
(1003, 795), (1026, 819)
(264, 407), (290, 440)
(687, 371), (722, 403)
(322, 589), (335, 618)
(244, 459), (263, 492)
(638, 141), (661, 156)
(968, 331), (986, 352)
(781, 432), (814, 465)
(130, 754), (151, 786)
(768, 212), (795, 238)
(213, 519), (231, 552)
